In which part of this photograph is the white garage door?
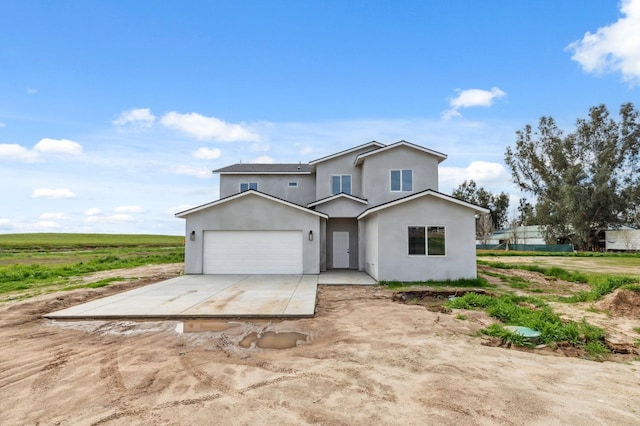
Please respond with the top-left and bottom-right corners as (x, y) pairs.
(203, 231), (303, 274)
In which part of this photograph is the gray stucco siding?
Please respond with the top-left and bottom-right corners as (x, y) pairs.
(181, 195), (322, 274)
(314, 146), (376, 200)
(361, 146), (439, 206)
(360, 213), (379, 278)
(361, 197), (477, 281)
(315, 197), (367, 218)
(219, 174), (316, 206)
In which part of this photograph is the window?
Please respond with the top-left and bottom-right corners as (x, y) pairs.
(288, 182), (298, 187)
(428, 226), (446, 256)
(408, 226), (426, 255)
(390, 169), (413, 192)
(240, 182), (258, 192)
(407, 226), (446, 256)
(331, 175), (352, 195)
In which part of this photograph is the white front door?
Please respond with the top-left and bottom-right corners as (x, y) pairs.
(333, 231), (350, 268)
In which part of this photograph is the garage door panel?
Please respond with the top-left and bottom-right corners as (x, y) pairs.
(203, 231), (303, 274)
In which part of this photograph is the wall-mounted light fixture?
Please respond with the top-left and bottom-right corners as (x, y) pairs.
(190, 230), (196, 241)
(308, 230), (313, 241)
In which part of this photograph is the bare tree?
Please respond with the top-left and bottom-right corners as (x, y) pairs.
(476, 213), (494, 245)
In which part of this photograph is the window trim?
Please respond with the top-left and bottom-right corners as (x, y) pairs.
(390, 169), (413, 192)
(331, 174), (352, 195)
(407, 225), (446, 257)
(240, 182), (258, 192)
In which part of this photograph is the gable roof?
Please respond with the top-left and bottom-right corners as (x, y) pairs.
(308, 141), (385, 165)
(175, 189), (328, 219)
(213, 163), (311, 174)
(354, 140), (447, 166)
(307, 192), (368, 208)
(357, 189), (489, 220)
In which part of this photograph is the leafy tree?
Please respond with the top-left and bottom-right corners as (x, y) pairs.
(517, 198), (536, 226)
(505, 103), (640, 250)
(452, 179), (510, 232)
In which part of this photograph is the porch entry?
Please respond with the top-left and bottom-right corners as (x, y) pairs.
(332, 231), (350, 268)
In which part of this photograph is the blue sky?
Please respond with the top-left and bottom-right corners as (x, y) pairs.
(1, 0), (639, 235)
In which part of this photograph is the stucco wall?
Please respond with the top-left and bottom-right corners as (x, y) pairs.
(314, 197), (367, 218)
(181, 194), (322, 274)
(361, 146), (440, 206)
(314, 146), (376, 200)
(219, 174), (316, 205)
(361, 196), (477, 281)
(361, 213), (379, 278)
(326, 218), (359, 269)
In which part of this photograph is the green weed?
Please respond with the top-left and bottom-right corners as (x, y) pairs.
(381, 277), (495, 289)
(447, 293), (608, 357)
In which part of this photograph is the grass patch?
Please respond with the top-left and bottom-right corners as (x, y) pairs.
(381, 277), (495, 290)
(446, 293), (608, 359)
(0, 233), (183, 251)
(0, 233), (184, 297)
(480, 260), (639, 302)
(63, 277), (126, 291)
(455, 314), (468, 320)
(633, 327), (640, 334)
(479, 260), (589, 283)
(477, 250), (640, 259)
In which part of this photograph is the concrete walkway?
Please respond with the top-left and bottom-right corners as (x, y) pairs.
(45, 275), (318, 319)
(318, 270), (377, 285)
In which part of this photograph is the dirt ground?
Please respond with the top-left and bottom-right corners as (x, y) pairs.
(1, 264), (640, 425)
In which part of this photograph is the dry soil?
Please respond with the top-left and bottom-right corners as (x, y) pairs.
(1, 264), (639, 425)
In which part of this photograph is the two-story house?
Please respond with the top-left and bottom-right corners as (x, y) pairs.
(176, 140), (488, 281)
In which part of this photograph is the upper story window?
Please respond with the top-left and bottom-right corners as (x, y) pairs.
(288, 182), (298, 187)
(240, 182), (258, 192)
(390, 169), (413, 192)
(331, 175), (351, 195)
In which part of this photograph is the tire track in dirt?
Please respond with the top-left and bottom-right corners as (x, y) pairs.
(30, 347), (75, 392)
(179, 352), (234, 393)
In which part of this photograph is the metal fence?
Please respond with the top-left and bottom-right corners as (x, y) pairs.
(476, 243), (574, 253)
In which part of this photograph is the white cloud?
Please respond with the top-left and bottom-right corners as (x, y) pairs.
(192, 147), (222, 160)
(0, 144), (39, 162)
(567, 0), (640, 85)
(26, 86), (38, 95)
(251, 155), (274, 163)
(114, 205), (145, 213)
(171, 165), (212, 178)
(443, 87), (507, 120)
(34, 220), (61, 230)
(39, 212), (70, 220)
(108, 214), (135, 222)
(0, 122), (6, 127)
(113, 108), (156, 127)
(32, 188), (77, 199)
(161, 111), (260, 142)
(0, 218), (13, 230)
(439, 161), (511, 193)
(34, 138), (83, 155)
(85, 207), (102, 216)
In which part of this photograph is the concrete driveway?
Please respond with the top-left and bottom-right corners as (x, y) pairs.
(45, 275), (318, 319)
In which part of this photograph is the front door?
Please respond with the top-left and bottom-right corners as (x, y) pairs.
(333, 231), (350, 268)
